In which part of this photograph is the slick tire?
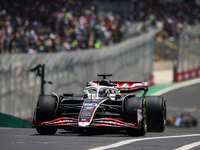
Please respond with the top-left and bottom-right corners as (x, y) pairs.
(124, 97), (147, 136)
(145, 96), (166, 132)
(36, 95), (58, 135)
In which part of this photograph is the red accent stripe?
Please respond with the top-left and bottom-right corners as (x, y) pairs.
(41, 117), (73, 124)
(96, 123), (119, 127)
(106, 118), (135, 126)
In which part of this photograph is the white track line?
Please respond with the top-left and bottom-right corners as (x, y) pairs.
(151, 78), (200, 96)
(89, 134), (200, 150)
(174, 141), (200, 150)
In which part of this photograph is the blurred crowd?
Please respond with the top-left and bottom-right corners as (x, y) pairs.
(143, 0), (200, 39)
(0, 0), (124, 54)
(0, 0), (200, 54)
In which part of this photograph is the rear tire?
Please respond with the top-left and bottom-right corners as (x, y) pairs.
(145, 96), (166, 132)
(35, 95), (58, 135)
(124, 97), (147, 136)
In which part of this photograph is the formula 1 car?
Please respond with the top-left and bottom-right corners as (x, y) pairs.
(32, 74), (166, 136)
(167, 112), (198, 128)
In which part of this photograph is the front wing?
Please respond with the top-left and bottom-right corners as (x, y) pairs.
(34, 117), (141, 129)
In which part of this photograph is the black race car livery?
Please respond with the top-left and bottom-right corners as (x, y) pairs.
(32, 74), (166, 136)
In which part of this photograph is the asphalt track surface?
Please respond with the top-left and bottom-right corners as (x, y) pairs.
(1, 83), (200, 150)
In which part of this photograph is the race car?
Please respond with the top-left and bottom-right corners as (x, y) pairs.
(32, 74), (166, 136)
(166, 112), (198, 128)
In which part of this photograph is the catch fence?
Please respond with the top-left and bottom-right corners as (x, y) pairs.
(174, 25), (200, 82)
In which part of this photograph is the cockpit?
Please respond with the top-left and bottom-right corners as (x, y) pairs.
(84, 85), (119, 100)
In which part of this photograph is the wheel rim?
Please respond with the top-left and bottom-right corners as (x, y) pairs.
(162, 98), (166, 129)
(143, 100), (147, 134)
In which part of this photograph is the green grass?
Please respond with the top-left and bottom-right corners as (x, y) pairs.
(0, 112), (32, 128)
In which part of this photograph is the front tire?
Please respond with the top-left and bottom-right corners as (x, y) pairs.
(124, 97), (147, 136)
(35, 95), (58, 135)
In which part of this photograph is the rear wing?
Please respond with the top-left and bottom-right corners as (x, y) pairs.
(91, 81), (148, 88)
(90, 81), (148, 96)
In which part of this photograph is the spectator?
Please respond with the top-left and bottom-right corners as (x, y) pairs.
(0, 0), (199, 54)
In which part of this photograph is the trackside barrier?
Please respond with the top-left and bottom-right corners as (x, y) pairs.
(0, 30), (159, 119)
(0, 112), (32, 128)
(174, 25), (200, 82)
(174, 68), (200, 82)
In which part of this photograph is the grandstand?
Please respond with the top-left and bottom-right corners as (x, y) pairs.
(0, 0), (200, 56)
